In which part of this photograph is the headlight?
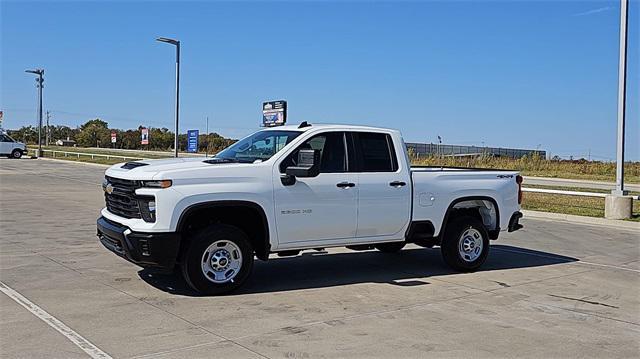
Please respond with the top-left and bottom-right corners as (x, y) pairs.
(138, 196), (157, 223)
(141, 180), (172, 188)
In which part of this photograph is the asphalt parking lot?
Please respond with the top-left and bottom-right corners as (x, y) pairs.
(1, 158), (639, 358)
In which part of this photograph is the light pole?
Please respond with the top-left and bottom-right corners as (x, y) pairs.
(614, 0), (628, 196)
(156, 37), (180, 157)
(25, 68), (44, 157)
(605, 0), (632, 219)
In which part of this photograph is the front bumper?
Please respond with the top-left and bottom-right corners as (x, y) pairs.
(508, 211), (523, 232)
(97, 216), (180, 272)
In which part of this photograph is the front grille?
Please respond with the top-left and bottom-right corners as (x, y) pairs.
(104, 176), (142, 219)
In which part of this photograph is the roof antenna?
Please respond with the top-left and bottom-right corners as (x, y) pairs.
(298, 121), (311, 128)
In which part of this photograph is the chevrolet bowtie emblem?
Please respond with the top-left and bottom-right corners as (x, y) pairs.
(104, 183), (114, 195)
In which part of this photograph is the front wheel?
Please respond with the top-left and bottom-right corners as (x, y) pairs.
(11, 149), (23, 159)
(440, 216), (489, 272)
(181, 224), (254, 295)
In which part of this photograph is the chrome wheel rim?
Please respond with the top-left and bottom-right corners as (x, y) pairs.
(458, 228), (483, 262)
(201, 240), (243, 283)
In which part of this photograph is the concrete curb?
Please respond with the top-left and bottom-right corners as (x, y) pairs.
(35, 157), (111, 168)
(522, 210), (640, 231)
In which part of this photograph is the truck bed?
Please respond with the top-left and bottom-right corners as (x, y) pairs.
(410, 166), (520, 236)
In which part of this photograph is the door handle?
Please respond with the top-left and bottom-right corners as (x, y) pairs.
(389, 181), (406, 187)
(336, 182), (356, 188)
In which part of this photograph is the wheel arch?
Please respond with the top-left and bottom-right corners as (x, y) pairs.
(177, 200), (271, 260)
(440, 196), (500, 240)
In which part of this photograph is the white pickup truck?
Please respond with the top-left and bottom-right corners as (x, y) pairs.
(98, 123), (523, 294)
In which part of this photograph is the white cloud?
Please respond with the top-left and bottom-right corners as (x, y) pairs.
(572, 6), (611, 17)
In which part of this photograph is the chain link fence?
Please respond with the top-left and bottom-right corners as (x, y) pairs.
(405, 142), (546, 159)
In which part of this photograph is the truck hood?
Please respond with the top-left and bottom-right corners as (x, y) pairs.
(105, 157), (259, 181)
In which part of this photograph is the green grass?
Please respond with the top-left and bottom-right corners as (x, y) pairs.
(521, 185), (640, 222)
(411, 154), (640, 183)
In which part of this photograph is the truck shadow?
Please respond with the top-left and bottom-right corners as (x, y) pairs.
(138, 244), (578, 296)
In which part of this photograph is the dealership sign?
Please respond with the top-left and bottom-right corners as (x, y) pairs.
(141, 128), (149, 145)
(187, 129), (199, 153)
(262, 100), (287, 127)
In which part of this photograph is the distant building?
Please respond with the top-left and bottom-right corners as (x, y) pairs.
(55, 139), (76, 147)
(405, 142), (546, 159)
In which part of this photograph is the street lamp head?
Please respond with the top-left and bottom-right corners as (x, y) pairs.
(25, 68), (44, 75)
(156, 37), (179, 45)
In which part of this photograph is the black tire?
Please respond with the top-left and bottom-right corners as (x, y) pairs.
(181, 224), (254, 295)
(440, 216), (489, 272)
(374, 242), (406, 253)
(11, 149), (22, 159)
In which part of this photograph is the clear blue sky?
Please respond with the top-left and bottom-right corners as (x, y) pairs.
(1, 0), (638, 160)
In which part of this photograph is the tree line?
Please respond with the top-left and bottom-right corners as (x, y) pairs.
(8, 119), (237, 153)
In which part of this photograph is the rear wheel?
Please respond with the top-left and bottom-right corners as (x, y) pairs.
(440, 216), (489, 271)
(181, 224), (254, 295)
(11, 149), (22, 159)
(374, 242), (406, 253)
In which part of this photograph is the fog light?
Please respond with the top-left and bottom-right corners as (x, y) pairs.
(148, 201), (156, 212)
(139, 239), (150, 256)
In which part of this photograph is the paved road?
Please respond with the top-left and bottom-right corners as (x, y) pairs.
(1, 158), (639, 358)
(523, 176), (640, 192)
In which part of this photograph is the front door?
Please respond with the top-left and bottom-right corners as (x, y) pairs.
(0, 134), (13, 154)
(273, 132), (358, 247)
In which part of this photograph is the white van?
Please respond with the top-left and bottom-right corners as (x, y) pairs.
(0, 133), (28, 158)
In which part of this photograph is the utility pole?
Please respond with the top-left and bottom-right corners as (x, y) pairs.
(205, 116), (209, 157)
(46, 111), (50, 146)
(606, 0), (632, 219)
(25, 68), (44, 157)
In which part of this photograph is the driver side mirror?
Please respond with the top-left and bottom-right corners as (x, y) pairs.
(281, 149), (320, 185)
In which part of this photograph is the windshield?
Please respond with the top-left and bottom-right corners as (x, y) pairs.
(214, 130), (302, 163)
(0, 134), (15, 143)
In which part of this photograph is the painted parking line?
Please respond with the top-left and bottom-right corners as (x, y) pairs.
(0, 281), (112, 359)
(493, 247), (640, 273)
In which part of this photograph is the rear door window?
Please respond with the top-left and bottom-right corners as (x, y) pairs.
(354, 132), (398, 172)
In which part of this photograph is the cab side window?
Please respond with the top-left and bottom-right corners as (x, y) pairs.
(354, 132), (398, 172)
(280, 132), (347, 173)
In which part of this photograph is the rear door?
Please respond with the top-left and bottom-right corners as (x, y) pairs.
(273, 131), (358, 246)
(351, 132), (411, 238)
